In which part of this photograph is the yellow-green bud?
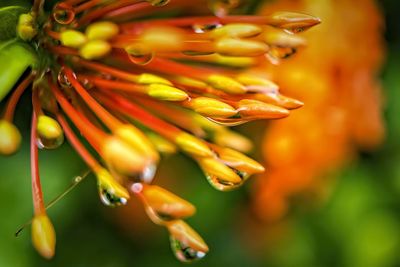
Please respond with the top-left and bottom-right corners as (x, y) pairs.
(79, 40), (111, 60)
(0, 120), (22, 155)
(86, 21), (119, 41)
(60, 30), (87, 48)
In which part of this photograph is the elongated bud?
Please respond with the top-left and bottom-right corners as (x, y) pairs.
(175, 132), (214, 157)
(79, 40), (111, 60)
(147, 84), (188, 101)
(238, 99), (289, 119)
(0, 120), (22, 155)
(148, 132), (177, 154)
(114, 124), (159, 162)
(86, 21), (119, 41)
(210, 23), (262, 38)
(277, 95), (304, 109)
(140, 27), (184, 53)
(101, 136), (148, 180)
(197, 157), (242, 185)
(216, 38), (268, 57)
(167, 220), (209, 262)
(213, 146), (264, 174)
(206, 74), (246, 94)
(212, 55), (256, 67)
(17, 13), (37, 41)
(31, 214), (56, 259)
(213, 129), (253, 153)
(268, 11), (321, 33)
(189, 97), (237, 118)
(60, 30), (87, 48)
(96, 168), (130, 207)
(236, 74), (279, 93)
(137, 73), (172, 85)
(263, 28), (306, 47)
(141, 185), (196, 221)
(175, 76), (208, 89)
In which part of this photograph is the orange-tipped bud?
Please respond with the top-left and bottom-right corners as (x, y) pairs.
(96, 168), (130, 207)
(189, 97), (237, 118)
(31, 214), (56, 259)
(197, 157), (242, 185)
(0, 120), (22, 155)
(115, 124), (159, 162)
(277, 94), (304, 109)
(147, 84), (188, 101)
(79, 40), (111, 60)
(167, 220), (209, 262)
(101, 136), (148, 180)
(86, 21), (119, 41)
(215, 38), (268, 57)
(175, 132), (213, 157)
(238, 99), (289, 119)
(268, 11), (321, 33)
(210, 23), (262, 39)
(213, 146), (265, 174)
(136, 73), (172, 85)
(141, 185), (196, 221)
(206, 74), (246, 94)
(60, 30), (87, 48)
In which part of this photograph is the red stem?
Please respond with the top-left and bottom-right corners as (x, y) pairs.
(3, 74), (34, 121)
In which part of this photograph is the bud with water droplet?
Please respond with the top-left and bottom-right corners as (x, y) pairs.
(96, 168), (130, 207)
(0, 120), (22, 155)
(31, 214), (56, 259)
(268, 11), (321, 33)
(139, 185), (196, 223)
(167, 220), (208, 263)
(36, 115), (64, 149)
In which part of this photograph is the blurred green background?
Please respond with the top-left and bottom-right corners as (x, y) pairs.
(1, 0), (400, 266)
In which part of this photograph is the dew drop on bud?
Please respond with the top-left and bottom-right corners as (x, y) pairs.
(98, 185), (128, 207)
(204, 172), (243, 191)
(266, 46), (297, 65)
(207, 117), (251, 126)
(53, 3), (75, 25)
(36, 134), (64, 150)
(126, 44), (154, 65)
(170, 236), (207, 263)
(57, 68), (72, 89)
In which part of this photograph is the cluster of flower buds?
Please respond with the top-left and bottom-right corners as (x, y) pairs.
(0, 0), (320, 261)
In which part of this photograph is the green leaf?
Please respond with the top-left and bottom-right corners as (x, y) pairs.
(0, 40), (37, 102)
(0, 6), (29, 41)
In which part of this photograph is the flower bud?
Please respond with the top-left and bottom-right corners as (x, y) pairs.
(147, 84), (188, 101)
(211, 23), (262, 39)
(37, 115), (63, 141)
(0, 120), (22, 155)
(175, 132), (213, 157)
(216, 38), (268, 57)
(268, 11), (321, 33)
(238, 99), (289, 119)
(17, 13), (37, 41)
(31, 214), (56, 259)
(206, 74), (246, 94)
(137, 73), (172, 85)
(86, 21), (119, 41)
(197, 157), (242, 185)
(147, 132), (177, 154)
(189, 97), (237, 118)
(96, 168), (130, 207)
(60, 30), (87, 48)
(79, 40), (111, 60)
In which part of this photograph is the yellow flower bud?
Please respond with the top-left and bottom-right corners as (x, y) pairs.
(0, 120), (22, 155)
(197, 157), (242, 185)
(175, 132), (213, 158)
(167, 220), (209, 254)
(147, 84), (188, 101)
(96, 168), (130, 206)
(31, 214), (56, 259)
(210, 23), (262, 39)
(60, 30), (87, 48)
(79, 40), (111, 60)
(37, 115), (63, 141)
(17, 13), (37, 41)
(215, 38), (268, 57)
(268, 11), (321, 33)
(206, 74), (246, 94)
(86, 21), (119, 41)
(136, 73), (172, 85)
(147, 132), (177, 154)
(213, 129), (253, 153)
(189, 97), (237, 118)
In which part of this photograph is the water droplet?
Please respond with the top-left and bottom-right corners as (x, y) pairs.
(266, 46), (297, 64)
(36, 134), (64, 150)
(206, 117), (252, 126)
(57, 67), (73, 89)
(204, 172), (243, 191)
(283, 26), (310, 34)
(98, 185), (128, 207)
(170, 236), (207, 263)
(193, 23), (222, 33)
(126, 45), (154, 65)
(53, 3), (75, 25)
